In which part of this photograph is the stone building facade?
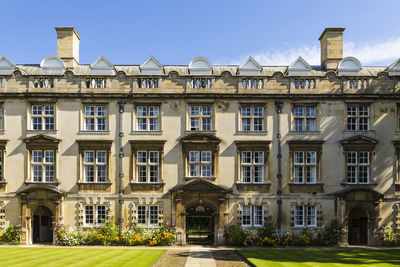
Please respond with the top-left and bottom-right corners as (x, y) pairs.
(0, 26), (399, 245)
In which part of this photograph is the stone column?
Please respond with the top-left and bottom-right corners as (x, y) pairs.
(216, 199), (226, 245)
(175, 197), (185, 245)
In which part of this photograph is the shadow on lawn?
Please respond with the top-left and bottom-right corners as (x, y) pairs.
(239, 249), (400, 265)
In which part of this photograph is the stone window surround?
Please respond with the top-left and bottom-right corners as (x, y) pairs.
(24, 135), (60, 184)
(186, 101), (216, 133)
(287, 140), (324, 193)
(290, 102), (319, 132)
(344, 101), (372, 132)
(0, 140), (8, 184)
(76, 140), (113, 185)
(128, 200), (164, 226)
(27, 101), (57, 133)
(80, 102), (109, 133)
(129, 140), (166, 185)
(290, 200), (323, 228)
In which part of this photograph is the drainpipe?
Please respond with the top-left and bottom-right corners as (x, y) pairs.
(275, 101), (283, 230)
(117, 100), (126, 235)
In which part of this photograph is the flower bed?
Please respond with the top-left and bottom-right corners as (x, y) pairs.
(55, 222), (175, 246)
(0, 225), (22, 244)
(225, 218), (342, 247)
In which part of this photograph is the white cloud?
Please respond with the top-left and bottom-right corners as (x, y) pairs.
(222, 37), (400, 66)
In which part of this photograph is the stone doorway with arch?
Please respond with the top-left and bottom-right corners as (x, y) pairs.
(348, 207), (369, 245)
(32, 206), (53, 243)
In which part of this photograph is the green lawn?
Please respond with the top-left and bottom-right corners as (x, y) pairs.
(238, 249), (400, 267)
(0, 247), (166, 267)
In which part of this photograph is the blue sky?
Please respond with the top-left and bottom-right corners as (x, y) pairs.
(1, 0), (400, 66)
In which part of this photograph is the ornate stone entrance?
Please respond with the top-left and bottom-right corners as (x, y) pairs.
(16, 184), (64, 244)
(170, 179), (231, 245)
(186, 202), (215, 244)
(334, 187), (382, 246)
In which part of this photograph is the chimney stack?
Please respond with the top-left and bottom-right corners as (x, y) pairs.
(319, 27), (345, 70)
(55, 27), (80, 68)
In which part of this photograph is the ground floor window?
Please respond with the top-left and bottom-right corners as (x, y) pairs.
(84, 205), (107, 226)
(241, 205), (264, 227)
(294, 205), (316, 227)
(137, 205), (159, 226)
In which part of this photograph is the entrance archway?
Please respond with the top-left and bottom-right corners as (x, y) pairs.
(348, 208), (368, 245)
(186, 202), (215, 244)
(32, 206), (53, 243)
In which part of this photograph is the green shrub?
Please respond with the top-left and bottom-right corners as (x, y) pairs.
(258, 217), (276, 239)
(381, 227), (400, 246)
(225, 224), (247, 246)
(0, 225), (22, 244)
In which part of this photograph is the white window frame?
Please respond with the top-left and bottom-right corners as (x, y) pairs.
(136, 151), (160, 183)
(138, 78), (159, 89)
(83, 105), (108, 131)
(293, 106), (316, 132)
(136, 106), (160, 131)
(240, 151), (265, 183)
(188, 105), (213, 131)
(31, 149), (55, 183)
(86, 78), (106, 89)
(136, 205), (159, 226)
(31, 104), (55, 131)
(84, 205), (107, 226)
(346, 151), (370, 184)
(346, 105), (370, 131)
(83, 150), (108, 183)
(188, 150), (213, 177)
(240, 105), (265, 132)
(294, 205), (317, 227)
(242, 205), (264, 227)
(293, 151), (317, 184)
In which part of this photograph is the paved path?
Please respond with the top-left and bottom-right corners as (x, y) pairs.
(185, 246), (216, 267)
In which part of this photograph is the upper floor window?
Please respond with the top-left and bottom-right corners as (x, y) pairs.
(83, 105), (107, 131)
(294, 79), (314, 89)
(83, 150), (108, 183)
(240, 151), (265, 183)
(34, 78), (54, 88)
(242, 205), (264, 227)
(293, 106), (316, 132)
(138, 78), (159, 89)
(0, 105), (3, 131)
(86, 78), (106, 89)
(346, 151), (370, 184)
(31, 150), (55, 182)
(137, 205), (159, 226)
(190, 78), (211, 89)
(188, 151), (213, 177)
(136, 106), (160, 131)
(294, 151), (317, 183)
(189, 105), (213, 131)
(136, 151), (160, 183)
(346, 105), (369, 131)
(84, 205), (106, 226)
(240, 105), (264, 132)
(294, 205), (317, 227)
(31, 104), (55, 131)
(242, 79), (263, 89)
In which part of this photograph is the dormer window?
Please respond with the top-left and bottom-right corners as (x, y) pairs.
(138, 78), (159, 89)
(346, 79), (362, 89)
(242, 79), (262, 89)
(294, 79), (314, 89)
(190, 78), (211, 89)
(34, 78), (54, 88)
(86, 78), (106, 89)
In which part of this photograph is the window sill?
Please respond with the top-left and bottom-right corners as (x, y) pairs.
(130, 182), (165, 192)
(289, 131), (321, 135)
(25, 181), (59, 185)
(78, 131), (110, 135)
(288, 183), (324, 193)
(130, 131), (163, 135)
(26, 130), (57, 134)
(343, 130), (376, 135)
(340, 182), (378, 187)
(185, 130), (216, 134)
(77, 182), (112, 191)
(235, 131), (268, 136)
(235, 182), (271, 193)
(184, 176), (216, 181)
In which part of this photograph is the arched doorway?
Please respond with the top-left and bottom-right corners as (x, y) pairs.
(348, 208), (368, 245)
(32, 206), (53, 243)
(186, 202), (215, 244)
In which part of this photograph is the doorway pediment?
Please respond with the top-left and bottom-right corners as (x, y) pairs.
(170, 179), (230, 194)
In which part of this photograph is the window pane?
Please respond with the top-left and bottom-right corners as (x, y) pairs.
(84, 166), (95, 182)
(294, 166), (304, 183)
(137, 151), (147, 164)
(294, 206), (304, 226)
(254, 166), (264, 183)
(241, 107), (252, 117)
(137, 107), (147, 116)
(201, 165), (212, 177)
(253, 118), (263, 131)
(149, 151), (159, 164)
(32, 150), (42, 163)
(359, 152), (369, 164)
(32, 105), (42, 115)
(305, 119), (315, 131)
(85, 118), (95, 131)
(202, 106), (212, 116)
(189, 151), (199, 163)
(148, 106), (159, 117)
(97, 118), (106, 131)
(96, 151), (107, 164)
(85, 206), (94, 225)
(347, 152), (357, 164)
(242, 166), (252, 183)
(241, 152), (252, 164)
(306, 107), (316, 117)
(44, 105), (54, 115)
(294, 107), (304, 117)
(190, 118), (200, 130)
(33, 117), (42, 130)
(202, 118), (212, 131)
(137, 206), (146, 225)
(137, 166), (147, 182)
(149, 166), (159, 182)
(347, 166), (357, 183)
(201, 151), (212, 163)
(149, 118), (159, 131)
(97, 165), (107, 182)
(307, 206), (316, 226)
(306, 152), (316, 164)
(347, 106), (357, 116)
(96, 106), (106, 116)
(84, 151), (95, 163)
(254, 206), (263, 226)
(85, 106), (95, 116)
(254, 107), (264, 117)
(190, 106), (200, 116)
(294, 118), (303, 131)
(254, 151), (264, 164)
(33, 165), (42, 182)
(242, 206), (251, 226)
(97, 205), (106, 225)
(137, 118), (147, 131)
(44, 150), (54, 163)
(149, 206), (158, 225)
(189, 165), (200, 177)
(45, 117), (54, 130)
(294, 152), (304, 164)
(45, 166), (54, 182)
(242, 118), (251, 131)
(306, 166), (316, 183)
